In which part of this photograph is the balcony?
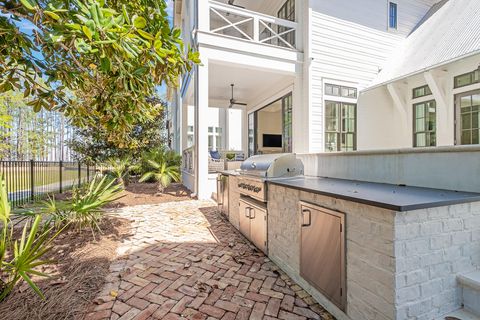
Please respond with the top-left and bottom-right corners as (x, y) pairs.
(208, 1), (298, 50)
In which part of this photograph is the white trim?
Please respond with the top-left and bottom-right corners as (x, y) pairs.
(452, 82), (480, 95)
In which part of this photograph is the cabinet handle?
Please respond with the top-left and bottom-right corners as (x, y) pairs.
(245, 207), (251, 217)
(301, 209), (311, 227)
(249, 208), (255, 219)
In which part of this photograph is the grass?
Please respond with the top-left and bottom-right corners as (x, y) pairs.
(2, 167), (86, 193)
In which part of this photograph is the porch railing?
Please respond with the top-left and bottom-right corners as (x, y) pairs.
(208, 1), (298, 50)
(182, 147), (195, 175)
(0, 160), (95, 208)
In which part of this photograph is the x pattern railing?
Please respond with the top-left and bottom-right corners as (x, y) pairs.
(209, 2), (297, 50)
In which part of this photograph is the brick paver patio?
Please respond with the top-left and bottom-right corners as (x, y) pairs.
(85, 200), (334, 320)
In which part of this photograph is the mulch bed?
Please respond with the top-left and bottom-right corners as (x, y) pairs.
(105, 182), (193, 208)
(0, 182), (193, 320)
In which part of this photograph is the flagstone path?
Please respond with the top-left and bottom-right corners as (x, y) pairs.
(84, 200), (334, 320)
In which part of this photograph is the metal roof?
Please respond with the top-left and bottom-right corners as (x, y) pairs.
(366, 0), (480, 90)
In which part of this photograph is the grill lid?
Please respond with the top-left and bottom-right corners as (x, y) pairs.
(239, 153), (304, 178)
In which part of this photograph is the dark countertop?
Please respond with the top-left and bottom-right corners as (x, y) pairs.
(218, 170), (240, 176)
(268, 176), (480, 211)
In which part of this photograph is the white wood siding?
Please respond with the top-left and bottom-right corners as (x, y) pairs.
(308, 11), (401, 152)
(307, 0), (436, 152)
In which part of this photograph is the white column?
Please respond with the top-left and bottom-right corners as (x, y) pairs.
(242, 108), (249, 156)
(224, 109), (230, 150)
(194, 58), (210, 200)
(181, 100), (188, 152)
(197, 0), (210, 31)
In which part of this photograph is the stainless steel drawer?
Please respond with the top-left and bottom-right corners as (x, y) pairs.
(299, 201), (346, 311)
(239, 197), (268, 254)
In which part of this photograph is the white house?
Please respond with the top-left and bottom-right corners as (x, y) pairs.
(167, 2), (480, 319)
(170, 0), (480, 198)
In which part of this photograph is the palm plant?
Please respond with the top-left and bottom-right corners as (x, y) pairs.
(0, 176), (60, 302)
(139, 158), (181, 193)
(106, 157), (132, 186)
(41, 175), (124, 233)
(139, 148), (182, 177)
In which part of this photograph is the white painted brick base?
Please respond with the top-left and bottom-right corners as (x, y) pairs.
(266, 184), (480, 320)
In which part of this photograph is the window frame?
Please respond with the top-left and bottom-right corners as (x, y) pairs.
(388, 1), (398, 30)
(454, 69), (480, 89)
(412, 100), (437, 148)
(325, 83), (358, 99)
(324, 100), (357, 152)
(412, 85), (432, 99)
(454, 89), (480, 146)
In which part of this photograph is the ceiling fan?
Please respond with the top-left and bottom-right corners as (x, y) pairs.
(228, 84), (247, 108)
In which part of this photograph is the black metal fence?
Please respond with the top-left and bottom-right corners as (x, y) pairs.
(0, 160), (95, 208)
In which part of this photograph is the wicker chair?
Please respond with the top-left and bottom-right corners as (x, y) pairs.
(208, 150), (225, 173)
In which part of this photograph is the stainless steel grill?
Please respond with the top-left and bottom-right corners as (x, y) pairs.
(237, 153), (304, 202)
(239, 153), (304, 178)
(236, 153), (304, 254)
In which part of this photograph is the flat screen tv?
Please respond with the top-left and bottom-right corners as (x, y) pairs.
(263, 134), (282, 148)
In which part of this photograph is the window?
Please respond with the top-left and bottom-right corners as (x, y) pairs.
(412, 85), (432, 99)
(454, 69), (480, 88)
(325, 101), (356, 152)
(325, 84), (357, 99)
(248, 92), (293, 156)
(277, 0), (295, 47)
(413, 100), (436, 147)
(248, 112), (255, 157)
(389, 2), (398, 29)
(456, 91), (480, 145)
(208, 126), (222, 150)
(282, 93), (293, 153)
(187, 125), (194, 147)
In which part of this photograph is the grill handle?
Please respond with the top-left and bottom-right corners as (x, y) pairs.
(301, 209), (312, 227)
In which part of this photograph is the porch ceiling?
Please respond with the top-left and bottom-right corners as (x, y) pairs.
(208, 62), (292, 109)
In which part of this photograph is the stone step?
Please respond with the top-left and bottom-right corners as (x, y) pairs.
(457, 271), (480, 318)
(441, 308), (480, 320)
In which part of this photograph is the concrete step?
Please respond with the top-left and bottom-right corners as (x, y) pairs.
(457, 271), (480, 318)
(441, 308), (480, 320)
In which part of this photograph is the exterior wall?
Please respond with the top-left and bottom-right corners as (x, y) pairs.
(359, 54), (480, 150)
(394, 202), (480, 319)
(306, 0), (427, 152)
(267, 184), (397, 320)
(298, 147), (480, 193)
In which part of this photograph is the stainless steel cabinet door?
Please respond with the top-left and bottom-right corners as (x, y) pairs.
(239, 199), (251, 238)
(250, 206), (267, 254)
(300, 202), (345, 310)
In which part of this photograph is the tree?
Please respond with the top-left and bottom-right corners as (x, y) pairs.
(0, 90), (59, 160)
(68, 101), (169, 163)
(0, 0), (200, 144)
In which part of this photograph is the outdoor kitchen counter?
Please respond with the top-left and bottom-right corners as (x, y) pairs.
(265, 176), (480, 320)
(268, 175), (480, 211)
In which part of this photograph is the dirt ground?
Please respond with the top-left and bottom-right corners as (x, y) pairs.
(105, 182), (193, 208)
(0, 182), (193, 320)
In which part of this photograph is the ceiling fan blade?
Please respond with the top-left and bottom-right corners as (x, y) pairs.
(233, 102), (247, 106)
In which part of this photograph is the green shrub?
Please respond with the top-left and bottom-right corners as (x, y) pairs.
(0, 176), (61, 302)
(41, 175), (124, 232)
